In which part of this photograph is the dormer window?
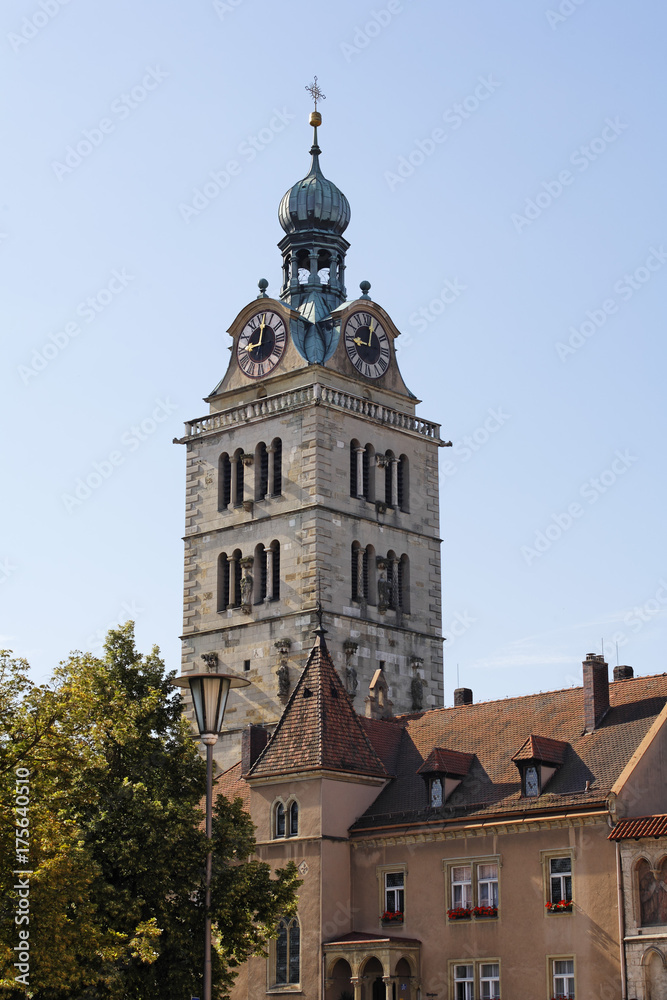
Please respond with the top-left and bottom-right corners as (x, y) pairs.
(417, 748), (474, 807)
(511, 735), (569, 799)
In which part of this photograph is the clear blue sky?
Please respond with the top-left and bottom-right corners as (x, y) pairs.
(2, 0), (665, 705)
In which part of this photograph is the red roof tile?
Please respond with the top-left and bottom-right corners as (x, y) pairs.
(417, 747), (474, 776)
(249, 632), (387, 780)
(352, 673), (667, 830)
(609, 815), (667, 840)
(512, 735), (569, 764)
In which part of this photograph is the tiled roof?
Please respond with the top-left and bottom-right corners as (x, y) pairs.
(248, 632), (387, 780)
(353, 674), (667, 831)
(416, 747), (474, 776)
(512, 735), (569, 765)
(214, 761), (249, 810)
(324, 932), (422, 946)
(609, 815), (667, 840)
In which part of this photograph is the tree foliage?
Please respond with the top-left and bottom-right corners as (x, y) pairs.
(0, 624), (299, 999)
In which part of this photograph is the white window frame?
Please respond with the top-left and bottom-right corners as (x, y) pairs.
(443, 855), (501, 919)
(376, 863), (407, 922)
(541, 849), (575, 914)
(548, 955), (575, 998)
(451, 959), (501, 1000)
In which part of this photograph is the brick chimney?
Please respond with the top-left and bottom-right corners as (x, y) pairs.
(454, 687), (473, 706)
(583, 653), (609, 732)
(613, 664), (634, 681)
(241, 724), (269, 775)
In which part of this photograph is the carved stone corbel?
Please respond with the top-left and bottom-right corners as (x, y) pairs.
(201, 651), (219, 671)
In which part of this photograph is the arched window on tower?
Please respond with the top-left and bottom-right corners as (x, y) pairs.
(296, 248), (309, 285)
(254, 543), (267, 604)
(385, 450), (395, 507)
(231, 548), (242, 608)
(350, 441), (374, 500)
(217, 553), (229, 612)
(218, 453), (231, 510)
(317, 249), (331, 286)
(269, 540), (280, 600)
(273, 917), (300, 987)
(399, 554), (410, 613)
(232, 449), (244, 507)
(387, 550), (398, 610)
(398, 454), (409, 512)
(271, 438), (282, 496)
(255, 442), (269, 500)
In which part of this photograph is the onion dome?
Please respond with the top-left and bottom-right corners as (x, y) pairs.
(279, 129), (350, 236)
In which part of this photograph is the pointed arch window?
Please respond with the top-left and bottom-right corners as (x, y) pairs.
(217, 553), (229, 613)
(271, 438), (283, 496)
(233, 449), (244, 506)
(256, 442), (269, 500)
(289, 800), (299, 836)
(274, 802), (285, 838)
(274, 917), (300, 987)
(397, 454), (409, 511)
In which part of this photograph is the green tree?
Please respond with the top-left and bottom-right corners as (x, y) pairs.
(0, 624), (299, 999)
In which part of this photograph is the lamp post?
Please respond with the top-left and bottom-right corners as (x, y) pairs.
(174, 666), (249, 1000)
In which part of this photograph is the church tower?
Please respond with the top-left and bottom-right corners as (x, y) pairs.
(176, 90), (446, 770)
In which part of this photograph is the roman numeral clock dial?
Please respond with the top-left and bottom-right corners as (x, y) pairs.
(236, 310), (287, 378)
(343, 311), (391, 379)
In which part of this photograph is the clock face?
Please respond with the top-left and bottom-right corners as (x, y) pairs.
(525, 766), (540, 797)
(343, 310), (391, 379)
(236, 310), (287, 378)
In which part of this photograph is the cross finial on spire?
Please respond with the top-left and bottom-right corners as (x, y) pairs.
(305, 76), (326, 112)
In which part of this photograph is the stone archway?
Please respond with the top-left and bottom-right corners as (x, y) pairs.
(326, 958), (353, 1000)
(644, 947), (667, 1000)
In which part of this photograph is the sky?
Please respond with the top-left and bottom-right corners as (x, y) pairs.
(2, 0), (666, 706)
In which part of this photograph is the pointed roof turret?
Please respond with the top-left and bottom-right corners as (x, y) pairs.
(248, 629), (387, 780)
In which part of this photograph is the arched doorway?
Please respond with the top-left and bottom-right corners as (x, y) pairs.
(327, 958), (353, 1000)
(395, 958), (412, 999)
(364, 957), (385, 1000)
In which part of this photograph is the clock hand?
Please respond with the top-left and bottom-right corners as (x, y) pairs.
(366, 320), (375, 347)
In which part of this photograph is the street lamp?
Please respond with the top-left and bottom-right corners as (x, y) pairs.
(174, 665), (250, 1000)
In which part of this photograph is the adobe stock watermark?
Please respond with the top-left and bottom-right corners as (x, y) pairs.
(556, 246), (667, 361)
(61, 398), (178, 513)
(8, 0), (73, 54)
(17, 269), (134, 385)
(340, 0), (409, 62)
(0, 558), (17, 584)
(51, 67), (169, 180)
(545, 0), (588, 30)
(440, 407), (511, 482)
(444, 609), (477, 644)
(511, 117), (628, 233)
(87, 600), (145, 653)
(213, 0), (244, 19)
(179, 108), (295, 223)
(385, 76), (501, 191)
(13, 767), (32, 989)
(521, 449), (638, 566)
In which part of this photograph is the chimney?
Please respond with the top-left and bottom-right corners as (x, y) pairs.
(241, 724), (269, 775)
(613, 664), (634, 681)
(583, 653), (609, 732)
(454, 687), (473, 706)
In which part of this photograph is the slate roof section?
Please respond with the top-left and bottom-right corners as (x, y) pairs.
(609, 815), (667, 840)
(352, 674), (667, 831)
(512, 735), (569, 764)
(248, 631), (388, 780)
(416, 747), (475, 776)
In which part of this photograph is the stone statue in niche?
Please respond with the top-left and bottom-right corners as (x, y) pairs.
(275, 638), (292, 702)
(638, 858), (667, 926)
(343, 640), (359, 699)
(377, 557), (390, 612)
(411, 674), (425, 711)
(240, 557), (254, 611)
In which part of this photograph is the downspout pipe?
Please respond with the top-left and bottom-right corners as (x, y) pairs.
(615, 839), (627, 999)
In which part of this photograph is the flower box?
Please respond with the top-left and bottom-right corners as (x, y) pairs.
(546, 900), (573, 913)
(447, 907), (472, 921)
(472, 905), (498, 918)
(381, 910), (404, 923)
